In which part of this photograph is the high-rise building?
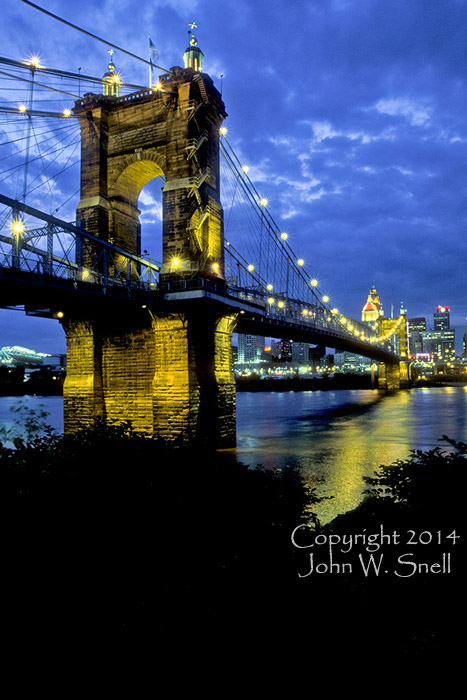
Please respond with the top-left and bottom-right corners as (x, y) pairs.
(321, 354), (335, 369)
(334, 352), (371, 370)
(309, 345), (326, 369)
(291, 342), (310, 365)
(362, 287), (384, 325)
(237, 334), (265, 364)
(420, 306), (456, 362)
(420, 330), (455, 362)
(463, 320), (467, 360)
(272, 339), (292, 361)
(434, 306), (450, 332)
(408, 317), (426, 356)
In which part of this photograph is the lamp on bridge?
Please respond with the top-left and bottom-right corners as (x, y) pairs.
(29, 56), (41, 70)
(12, 218), (25, 236)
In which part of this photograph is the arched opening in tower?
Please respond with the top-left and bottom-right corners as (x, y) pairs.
(110, 158), (165, 267)
(138, 175), (164, 268)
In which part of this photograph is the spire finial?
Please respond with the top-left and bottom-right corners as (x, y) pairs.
(188, 21), (198, 46)
(103, 48), (120, 96)
(183, 21), (204, 71)
(107, 47), (116, 73)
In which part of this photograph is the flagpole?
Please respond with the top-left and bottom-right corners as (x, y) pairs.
(149, 35), (153, 87)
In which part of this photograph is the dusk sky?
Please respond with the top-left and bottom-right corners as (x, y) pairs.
(0, 0), (466, 353)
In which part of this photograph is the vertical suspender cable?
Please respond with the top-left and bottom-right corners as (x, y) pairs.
(20, 64), (35, 202)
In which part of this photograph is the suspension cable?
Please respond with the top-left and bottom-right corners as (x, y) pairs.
(18, 0), (173, 74)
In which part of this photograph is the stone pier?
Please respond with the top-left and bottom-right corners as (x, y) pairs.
(378, 361), (412, 390)
(62, 308), (238, 448)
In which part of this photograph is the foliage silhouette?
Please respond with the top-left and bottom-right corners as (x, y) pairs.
(0, 418), (320, 657)
(321, 437), (465, 665)
(0, 417), (464, 668)
(362, 436), (466, 520)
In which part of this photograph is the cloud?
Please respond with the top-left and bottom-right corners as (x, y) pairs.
(140, 207), (163, 223)
(309, 121), (340, 142)
(373, 97), (432, 126)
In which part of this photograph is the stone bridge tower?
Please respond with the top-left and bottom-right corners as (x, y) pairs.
(62, 37), (238, 447)
(74, 50), (226, 281)
(378, 315), (412, 389)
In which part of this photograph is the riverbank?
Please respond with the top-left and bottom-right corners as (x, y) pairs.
(1, 370), (465, 396)
(414, 375), (467, 387)
(1, 370), (374, 395)
(0, 367), (64, 396)
(236, 371), (467, 392)
(0, 424), (463, 667)
(236, 373), (374, 391)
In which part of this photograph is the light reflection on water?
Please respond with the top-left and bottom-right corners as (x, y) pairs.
(235, 387), (467, 523)
(1, 388), (466, 524)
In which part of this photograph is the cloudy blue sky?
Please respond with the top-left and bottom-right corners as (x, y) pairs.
(0, 0), (466, 353)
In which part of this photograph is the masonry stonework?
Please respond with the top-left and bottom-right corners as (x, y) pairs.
(73, 65), (227, 281)
(152, 311), (238, 447)
(378, 361), (412, 390)
(63, 309), (238, 447)
(63, 64), (237, 446)
(62, 320), (105, 432)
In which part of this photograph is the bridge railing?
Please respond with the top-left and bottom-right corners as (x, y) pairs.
(0, 248), (160, 291)
(229, 284), (368, 330)
(161, 277), (227, 294)
(0, 194), (160, 293)
(227, 284), (398, 354)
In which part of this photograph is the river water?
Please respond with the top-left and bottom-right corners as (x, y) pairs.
(1, 387), (466, 523)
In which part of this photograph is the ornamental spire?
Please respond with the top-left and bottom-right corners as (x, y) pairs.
(102, 48), (121, 97)
(183, 21), (204, 71)
(189, 20), (198, 46)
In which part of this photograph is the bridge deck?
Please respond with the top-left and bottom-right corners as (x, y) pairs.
(0, 267), (401, 364)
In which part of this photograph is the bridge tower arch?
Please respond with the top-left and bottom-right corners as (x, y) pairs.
(63, 59), (238, 447)
(109, 153), (165, 260)
(73, 64), (226, 281)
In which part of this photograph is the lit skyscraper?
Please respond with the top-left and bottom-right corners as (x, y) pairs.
(434, 306), (450, 331)
(422, 306), (455, 362)
(361, 287), (384, 324)
(408, 317), (426, 355)
(420, 330), (455, 362)
(291, 342), (310, 365)
(237, 334), (265, 364)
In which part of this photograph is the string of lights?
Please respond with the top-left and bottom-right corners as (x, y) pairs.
(220, 130), (401, 349)
(220, 134), (347, 326)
